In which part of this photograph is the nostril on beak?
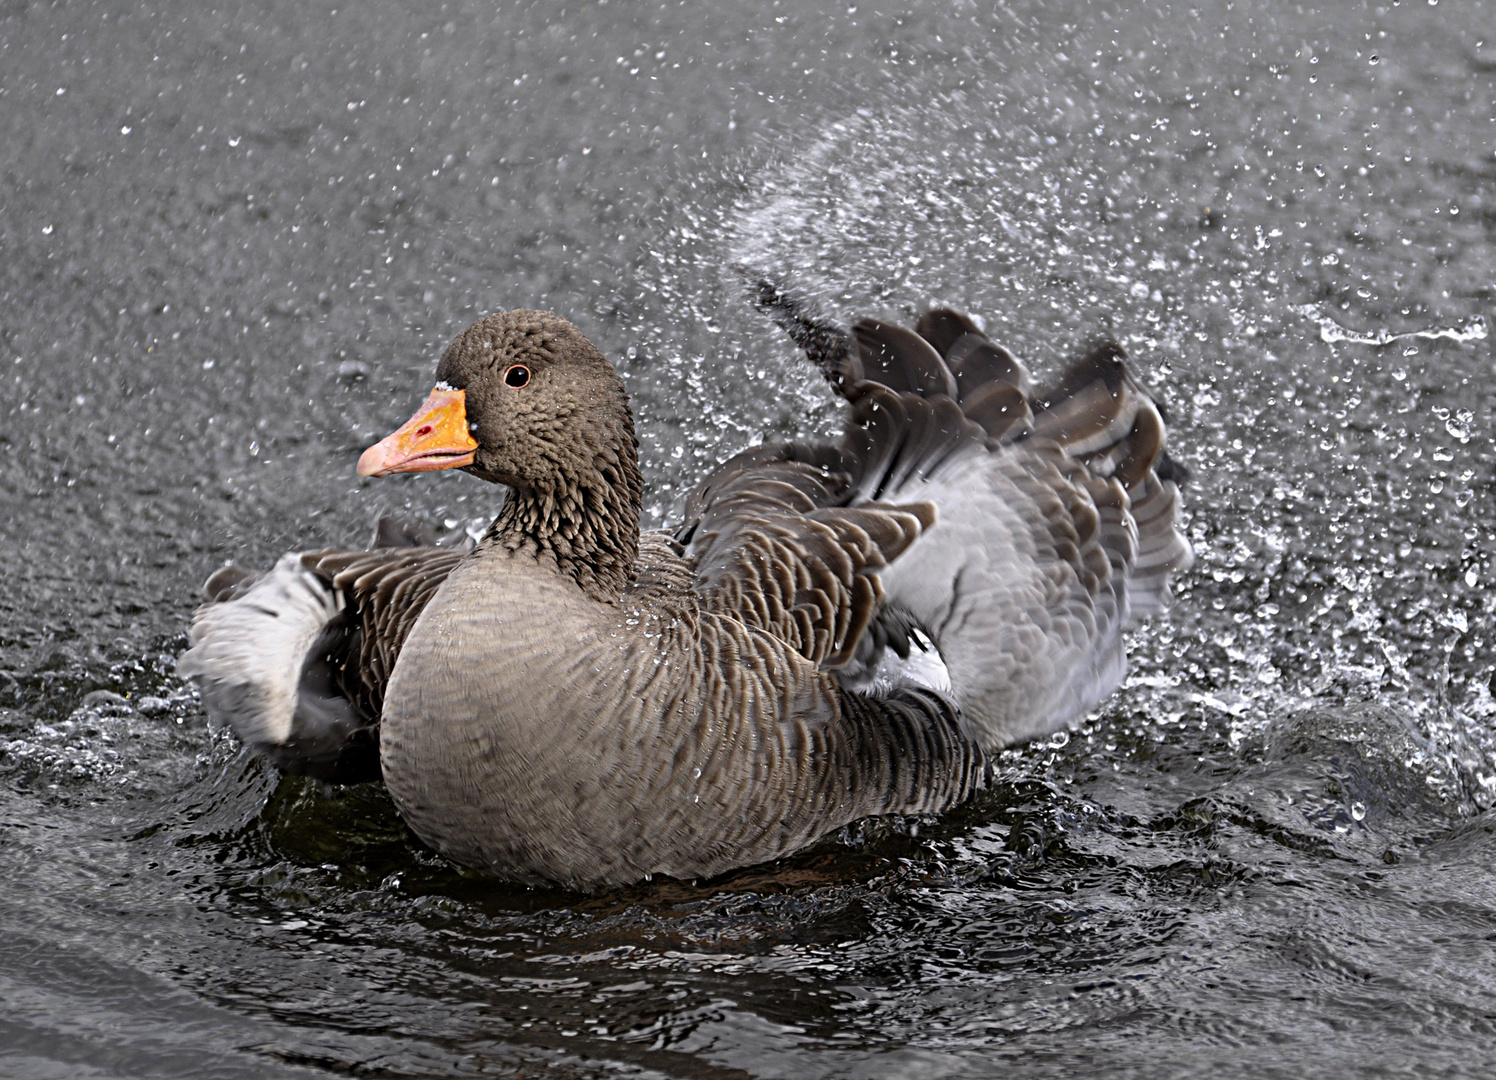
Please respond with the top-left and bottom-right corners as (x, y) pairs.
(417, 425), (433, 436)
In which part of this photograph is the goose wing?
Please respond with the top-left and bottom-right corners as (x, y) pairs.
(678, 447), (937, 668)
(178, 527), (462, 782)
(709, 282), (1191, 748)
(300, 545), (466, 721)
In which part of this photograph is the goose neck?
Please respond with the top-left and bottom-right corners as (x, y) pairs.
(484, 448), (643, 601)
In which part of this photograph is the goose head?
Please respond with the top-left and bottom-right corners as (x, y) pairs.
(357, 310), (644, 596)
(357, 309), (637, 494)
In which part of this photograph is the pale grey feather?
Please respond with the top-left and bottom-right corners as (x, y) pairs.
(177, 554), (373, 780)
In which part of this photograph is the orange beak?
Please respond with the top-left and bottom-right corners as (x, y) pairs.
(356, 387), (479, 478)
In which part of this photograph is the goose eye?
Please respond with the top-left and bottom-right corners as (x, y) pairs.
(503, 364), (531, 388)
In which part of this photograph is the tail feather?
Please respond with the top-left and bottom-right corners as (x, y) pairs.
(914, 308), (982, 356)
(917, 308), (1033, 400)
(1029, 344), (1178, 486)
(1027, 342), (1191, 620)
(1029, 343), (1139, 456)
(842, 384), (987, 502)
(851, 319), (959, 399)
(958, 381), (1032, 441)
(202, 564), (256, 603)
(944, 334), (1032, 402)
(1126, 473), (1194, 618)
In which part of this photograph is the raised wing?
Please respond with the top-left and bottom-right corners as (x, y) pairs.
(684, 281), (1191, 747)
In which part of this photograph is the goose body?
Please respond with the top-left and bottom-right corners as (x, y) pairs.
(179, 290), (1191, 890)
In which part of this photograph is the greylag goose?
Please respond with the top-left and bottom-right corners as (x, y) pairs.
(178, 287), (1191, 890)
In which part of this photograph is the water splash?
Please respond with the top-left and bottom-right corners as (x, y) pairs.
(724, 106), (1034, 312)
(1299, 304), (1488, 346)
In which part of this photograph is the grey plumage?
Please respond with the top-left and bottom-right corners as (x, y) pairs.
(178, 298), (1191, 890)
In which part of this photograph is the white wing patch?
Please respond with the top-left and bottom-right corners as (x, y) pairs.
(840, 625), (954, 697)
(177, 554), (344, 749)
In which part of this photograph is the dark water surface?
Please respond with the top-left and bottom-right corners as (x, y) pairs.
(4, 1), (1495, 1076)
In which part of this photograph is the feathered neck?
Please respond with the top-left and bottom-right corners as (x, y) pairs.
(482, 412), (643, 602)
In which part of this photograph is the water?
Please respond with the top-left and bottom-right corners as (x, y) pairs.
(3, 1), (1495, 1075)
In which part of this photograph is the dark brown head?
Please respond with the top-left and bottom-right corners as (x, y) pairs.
(357, 310), (644, 596)
(358, 309), (636, 494)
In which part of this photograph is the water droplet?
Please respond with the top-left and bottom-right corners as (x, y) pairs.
(1466, 567), (1480, 587)
(1350, 801), (1367, 821)
(1048, 730), (1070, 749)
